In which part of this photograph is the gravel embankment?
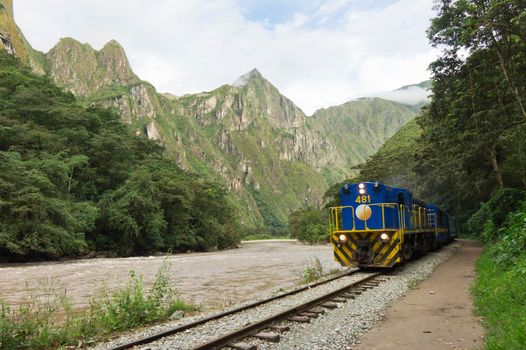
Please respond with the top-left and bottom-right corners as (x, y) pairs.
(93, 243), (459, 350)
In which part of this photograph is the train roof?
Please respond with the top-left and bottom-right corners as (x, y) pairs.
(342, 181), (449, 214)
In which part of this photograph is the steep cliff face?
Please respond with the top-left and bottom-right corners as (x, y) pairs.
(0, 0), (45, 74)
(4, 4), (419, 227)
(0, 0), (24, 58)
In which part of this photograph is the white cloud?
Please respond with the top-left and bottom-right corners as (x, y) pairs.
(13, 0), (438, 115)
(374, 86), (430, 105)
(315, 0), (352, 19)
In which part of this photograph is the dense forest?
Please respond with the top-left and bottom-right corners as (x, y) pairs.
(0, 53), (241, 261)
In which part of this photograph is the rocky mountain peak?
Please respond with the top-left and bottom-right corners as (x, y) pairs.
(53, 37), (95, 53)
(46, 37), (138, 96)
(231, 68), (265, 87)
(102, 39), (123, 50)
(246, 68), (262, 78)
(98, 39), (137, 84)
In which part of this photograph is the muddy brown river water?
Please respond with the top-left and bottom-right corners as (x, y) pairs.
(0, 240), (341, 311)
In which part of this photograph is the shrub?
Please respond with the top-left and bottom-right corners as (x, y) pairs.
(482, 202), (526, 270)
(300, 258), (325, 284)
(466, 188), (525, 239)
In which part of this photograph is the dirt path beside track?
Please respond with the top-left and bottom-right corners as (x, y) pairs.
(353, 240), (485, 350)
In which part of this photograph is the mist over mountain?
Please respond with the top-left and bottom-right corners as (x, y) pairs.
(368, 80), (431, 106)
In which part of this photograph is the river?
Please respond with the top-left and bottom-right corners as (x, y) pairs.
(0, 240), (341, 312)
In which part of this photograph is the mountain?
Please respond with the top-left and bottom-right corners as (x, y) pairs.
(309, 97), (417, 183)
(1, 2), (421, 227)
(46, 38), (139, 97)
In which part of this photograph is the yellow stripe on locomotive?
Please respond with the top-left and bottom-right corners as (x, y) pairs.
(329, 181), (454, 268)
(332, 230), (402, 268)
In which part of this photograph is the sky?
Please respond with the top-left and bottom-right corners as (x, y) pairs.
(14, 0), (438, 115)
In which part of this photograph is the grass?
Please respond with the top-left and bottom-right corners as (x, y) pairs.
(88, 84), (131, 102)
(299, 257), (339, 284)
(300, 257), (324, 284)
(0, 261), (197, 350)
(474, 250), (526, 349)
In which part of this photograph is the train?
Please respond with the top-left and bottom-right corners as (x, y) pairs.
(329, 181), (455, 268)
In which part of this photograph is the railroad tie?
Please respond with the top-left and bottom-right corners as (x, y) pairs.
(229, 342), (257, 350)
(331, 297), (347, 303)
(288, 315), (310, 323)
(299, 311), (319, 318)
(363, 283), (379, 287)
(320, 302), (338, 309)
(254, 332), (280, 342)
(340, 293), (356, 299)
(270, 325), (290, 332)
(347, 289), (363, 293)
(309, 307), (326, 314)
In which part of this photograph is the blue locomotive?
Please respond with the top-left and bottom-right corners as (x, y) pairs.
(329, 181), (455, 268)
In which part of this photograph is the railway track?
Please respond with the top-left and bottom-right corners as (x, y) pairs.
(106, 270), (388, 350)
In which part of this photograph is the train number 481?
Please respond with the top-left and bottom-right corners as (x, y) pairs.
(355, 195), (371, 203)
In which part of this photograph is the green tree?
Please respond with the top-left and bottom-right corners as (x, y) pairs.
(288, 209), (327, 244)
(408, 0), (526, 222)
(0, 152), (96, 259)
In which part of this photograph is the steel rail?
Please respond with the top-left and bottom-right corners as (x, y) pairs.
(107, 269), (358, 350)
(192, 272), (382, 350)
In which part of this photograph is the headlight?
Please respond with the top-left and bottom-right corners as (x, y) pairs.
(359, 188), (366, 195)
(358, 183), (365, 189)
(380, 233), (390, 242)
(339, 234), (347, 243)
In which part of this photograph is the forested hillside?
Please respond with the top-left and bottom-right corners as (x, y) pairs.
(0, 53), (240, 261)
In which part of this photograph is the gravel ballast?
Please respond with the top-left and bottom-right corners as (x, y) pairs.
(93, 243), (460, 350)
